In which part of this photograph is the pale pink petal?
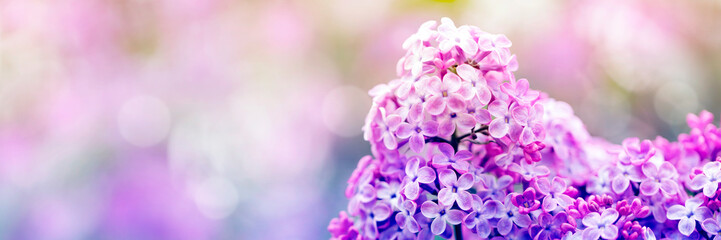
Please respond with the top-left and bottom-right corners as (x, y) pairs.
(456, 64), (478, 82)
(425, 96), (445, 115)
(658, 162), (676, 179)
(600, 225), (619, 240)
(396, 123), (414, 139)
(474, 109), (491, 124)
(443, 73), (462, 92)
(705, 182), (719, 198)
(666, 205), (689, 220)
(689, 175), (710, 191)
(660, 179), (678, 195)
(542, 196), (558, 212)
(405, 157), (420, 177)
(437, 143), (455, 157)
(455, 113), (476, 129)
(409, 134), (425, 153)
(582, 212), (601, 227)
(447, 94), (466, 112)
(422, 121), (439, 136)
(612, 176), (630, 194)
(640, 180), (660, 196)
(642, 162), (658, 179)
(489, 118), (509, 138)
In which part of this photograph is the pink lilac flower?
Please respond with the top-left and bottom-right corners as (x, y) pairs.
(437, 169), (475, 210)
(431, 143), (472, 172)
(667, 198), (713, 236)
(363, 201), (393, 238)
(534, 177), (574, 212)
(611, 164), (644, 194)
(425, 74), (466, 116)
(329, 211), (359, 240)
(396, 110), (439, 153)
(639, 161), (678, 196)
(582, 208), (620, 240)
(487, 99), (514, 139)
(455, 64), (492, 104)
(437, 109), (476, 137)
(376, 181), (403, 209)
(618, 138), (657, 166)
(420, 201), (465, 235)
(477, 33), (513, 66)
(401, 157), (436, 200)
(510, 103), (545, 145)
(501, 79), (540, 105)
(436, 17), (478, 56)
(687, 110), (715, 130)
(689, 161), (721, 197)
(511, 188), (541, 214)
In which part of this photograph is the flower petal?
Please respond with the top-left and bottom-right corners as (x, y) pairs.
(438, 188), (454, 206)
(497, 217), (513, 235)
(421, 201), (440, 218)
(404, 182), (420, 200)
(405, 157), (420, 178)
(542, 196), (558, 212)
(640, 180), (660, 196)
(456, 173), (475, 190)
(666, 205), (689, 220)
(582, 212), (601, 227)
(642, 162), (658, 178)
(679, 217), (696, 236)
(688, 175), (709, 191)
(612, 176), (630, 194)
(409, 134), (425, 153)
(417, 167), (436, 183)
(457, 191), (473, 211)
(425, 96), (445, 115)
(431, 215), (446, 235)
(446, 210), (465, 225)
(438, 169), (457, 187)
(489, 118), (509, 138)
(600, 225), (619, 240)
(702, 219), (721, 233)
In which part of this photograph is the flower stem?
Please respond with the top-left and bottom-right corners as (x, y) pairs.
(454, 223), (463, 240)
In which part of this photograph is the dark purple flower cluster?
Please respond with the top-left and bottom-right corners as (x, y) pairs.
(329, 18), (721, 240)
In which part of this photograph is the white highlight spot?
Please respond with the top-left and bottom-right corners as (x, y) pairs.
(117, 95), (171, 147)
(191, 176), (239, 219)
(321, 85), (369, 137)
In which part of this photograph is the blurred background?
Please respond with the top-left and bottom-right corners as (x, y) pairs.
(0, 0), (720, 239)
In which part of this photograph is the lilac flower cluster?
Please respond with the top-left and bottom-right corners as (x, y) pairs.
(329, 18), (721, 240)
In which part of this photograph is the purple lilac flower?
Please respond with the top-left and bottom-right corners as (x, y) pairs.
(667, 198), (713, 236)
(401, 157), (436, 200)
(508, 160), (550, 181)
(432, 143), (472, 172)
(395, 200), (420, 233)
(689, 161), (721, 197)
(376, 181), (402, 209)
(501, 78), (540, 105)
(582, 208), (619, 240)
(372, 107), (402, 149)
(529, 212), (573, 240)
(456, 64), (492, 104)
(639, 161), (678, 196)
(420, 201), (465, 235)
(463, 196), (499, 238)
(702, 213), (721, 240)
(534, 177), (574, 212)
(496, 195), (533, 235)
(436, 17), (478, 56)
(487, 99), (513, 139)
(437, 169), (475, 210)
(438, 109), (476, 137)
(477, 174), (513, 200)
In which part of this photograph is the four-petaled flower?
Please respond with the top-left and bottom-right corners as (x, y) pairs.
(463, 196), (498, 238)
(432, 143), (472, 172)
(534, 177), (574, 212)
(372, 107), (402, 149)
(611, 164), (644, 194)
(529, 212), (573, 240)
(401, 157), (437, 200)
(639, 161), (678, 196)
(667, 198), (713, 236)
(508, 160), (550, 181)
(511, 188), (541, 214)
(437, 17), (478, 56)
(426, 74), (466, 115)
(420, 201), (465, 236)
(488, 99), (514, 139)
(582, 208), (620, 240)
(396, 106), (439, 153)
(689, 161), (721, 197)
(437, 169), (475, 210)
(395, 200), (420, 233)
(618, 138), (656, 166)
